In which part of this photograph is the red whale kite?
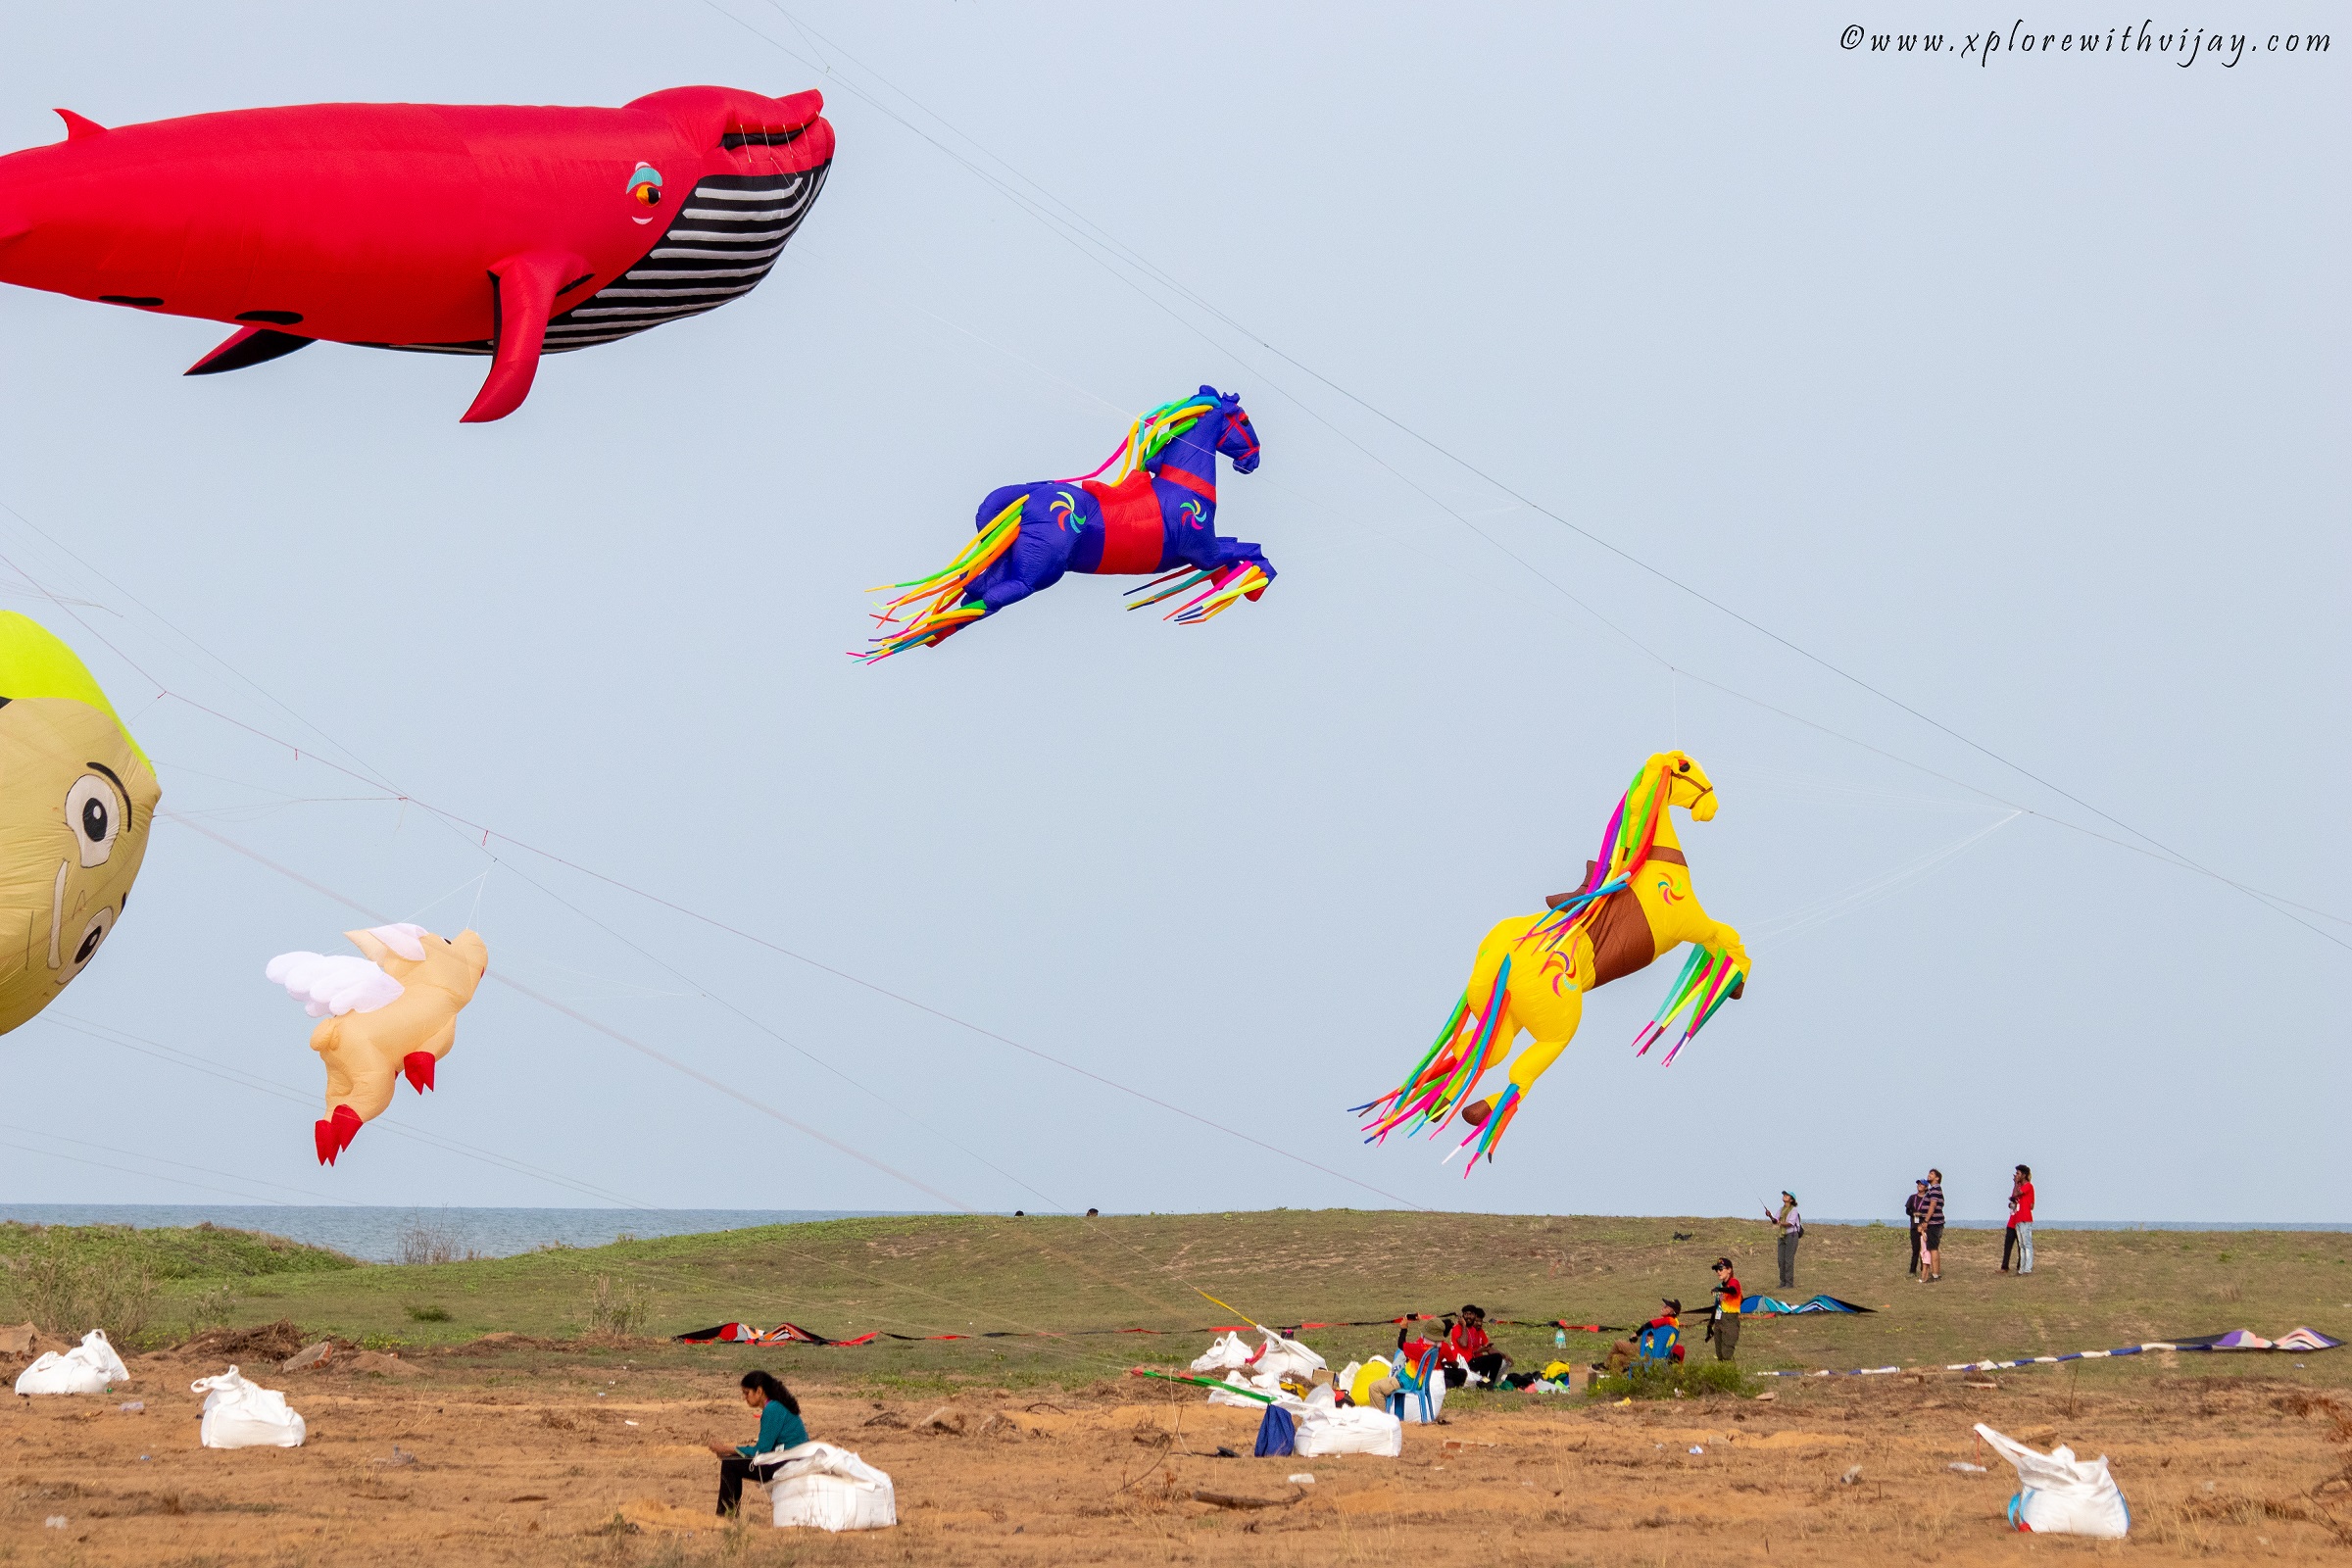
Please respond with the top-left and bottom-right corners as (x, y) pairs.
(0, 86), (834, 421)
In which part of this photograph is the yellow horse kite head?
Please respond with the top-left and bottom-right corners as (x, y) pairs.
(1653, 751), (1718, 822)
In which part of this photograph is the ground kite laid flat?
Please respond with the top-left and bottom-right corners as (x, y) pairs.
(0, 612), (161, 1035)
(1357, 753), (1750, 1169)
(0, 86), (834, 421)
(862, 387), (1273, 659)
(267, 923), (488, 1164)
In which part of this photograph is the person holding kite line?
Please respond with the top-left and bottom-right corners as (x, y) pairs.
(707, 1370), (809, 1516)
(1766, 1192), (1803, 1288)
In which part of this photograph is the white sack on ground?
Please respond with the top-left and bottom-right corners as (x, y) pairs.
(1293, 1405), (1403, 1458)
(192, 1366), (307, 1448)
(15, 1330), (129, 1396)
(1191, 1326), (1323, 1385)
(1250, 1329), (1326, 1385)
(760, 1441), (896, 1531)
(1191, 1332), (1253, 1375)
(1975, 1423), (2129, 1538)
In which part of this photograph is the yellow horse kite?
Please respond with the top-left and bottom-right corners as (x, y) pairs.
(1357, 752), (1751, 1170)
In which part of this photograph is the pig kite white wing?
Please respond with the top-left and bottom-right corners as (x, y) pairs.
(265, 952), (402, 1018)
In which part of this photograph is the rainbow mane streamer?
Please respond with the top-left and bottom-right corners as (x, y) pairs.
(1064, 397), (1216, 486)
(858, 496), (1026, 662)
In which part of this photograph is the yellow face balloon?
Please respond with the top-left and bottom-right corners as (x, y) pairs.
(0, 612), (161, 1035)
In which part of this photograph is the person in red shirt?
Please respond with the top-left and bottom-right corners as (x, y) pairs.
(2003, 1164), (2036, 1274)
(1439, 1304), (1512, 1388)
(1604, 1298), (1686, 1371)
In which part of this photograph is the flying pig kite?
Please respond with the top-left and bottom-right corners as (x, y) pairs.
(268, 923), (488, 1164)
(0, 86), (834, 421)
(0, 612), (161, 1035)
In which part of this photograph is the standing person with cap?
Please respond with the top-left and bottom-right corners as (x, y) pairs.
(1919, 1169), (1946, 1283)
(2003, 1165), (2035, 1274)
(1905, 1178), (1929, 1275)
(1766, 1192), (1804, 1289)
(1706, 1257), (1743, 1360)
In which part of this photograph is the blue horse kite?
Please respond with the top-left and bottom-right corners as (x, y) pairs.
(862, 387), (1271, 660)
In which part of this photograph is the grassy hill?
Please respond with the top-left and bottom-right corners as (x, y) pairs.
(4, 1211), (2346, 1391)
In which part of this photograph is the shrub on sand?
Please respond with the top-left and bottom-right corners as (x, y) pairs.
(1588, 1357), (1751, 1400)
(587, 1273), (652, 1338)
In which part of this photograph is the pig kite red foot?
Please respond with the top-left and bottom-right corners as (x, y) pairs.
(403, 1052), (436, 1094)
(314, 1104), (362, 1167)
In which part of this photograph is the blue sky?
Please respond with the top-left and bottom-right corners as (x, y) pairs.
(0, 3), (2341, 1224)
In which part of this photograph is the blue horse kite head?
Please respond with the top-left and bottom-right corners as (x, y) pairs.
(1198, 384), (1261, 474)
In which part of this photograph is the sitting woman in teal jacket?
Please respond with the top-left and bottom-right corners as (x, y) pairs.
(707, 1370), (809, 1516)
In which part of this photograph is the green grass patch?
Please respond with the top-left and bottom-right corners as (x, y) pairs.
(0, 1212), (2343, 1396)
(0, 1219), (358, 1281)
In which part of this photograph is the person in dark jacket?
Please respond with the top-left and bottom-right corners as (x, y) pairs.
(707, 1370), (810, 1516)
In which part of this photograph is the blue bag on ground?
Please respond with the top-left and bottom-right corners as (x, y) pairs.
(1253, 1405), (1297, 1457)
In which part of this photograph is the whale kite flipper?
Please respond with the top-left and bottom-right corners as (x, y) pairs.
(462, 250), (587, 424)
(185, 324), (314, 376)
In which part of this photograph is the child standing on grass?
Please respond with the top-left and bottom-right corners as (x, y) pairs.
(1919, 1170), (1946, 1283)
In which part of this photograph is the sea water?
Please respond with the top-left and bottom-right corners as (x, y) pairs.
(0, 1204), (901, 1262)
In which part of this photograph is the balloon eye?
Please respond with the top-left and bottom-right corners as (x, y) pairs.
(65, 774), (122, 867)
(63, 906), (113, 978)
(1677, 761), (1690, 773)
(632, 181), (662, 206)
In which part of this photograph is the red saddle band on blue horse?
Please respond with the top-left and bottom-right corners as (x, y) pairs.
(1082, 473), (1166, 574)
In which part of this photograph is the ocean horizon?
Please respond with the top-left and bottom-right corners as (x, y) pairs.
(2, 1204), (2345, 1262)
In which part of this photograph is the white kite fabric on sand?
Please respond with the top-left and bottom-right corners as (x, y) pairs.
(13, 1330), (129, 1395)
(1976, 1423), (2130, 1538)
(1757, 1325), (2343, 1379)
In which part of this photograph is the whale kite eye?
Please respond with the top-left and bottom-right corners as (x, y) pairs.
(627, 164), (663, 207)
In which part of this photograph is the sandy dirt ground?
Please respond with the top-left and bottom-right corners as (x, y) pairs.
(5, 1349), (2349, 1566)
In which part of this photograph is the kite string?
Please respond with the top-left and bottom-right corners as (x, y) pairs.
(706, 0), (2345, 956)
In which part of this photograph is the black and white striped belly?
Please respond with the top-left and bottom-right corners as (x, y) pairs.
(380, 166), (828, 357)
